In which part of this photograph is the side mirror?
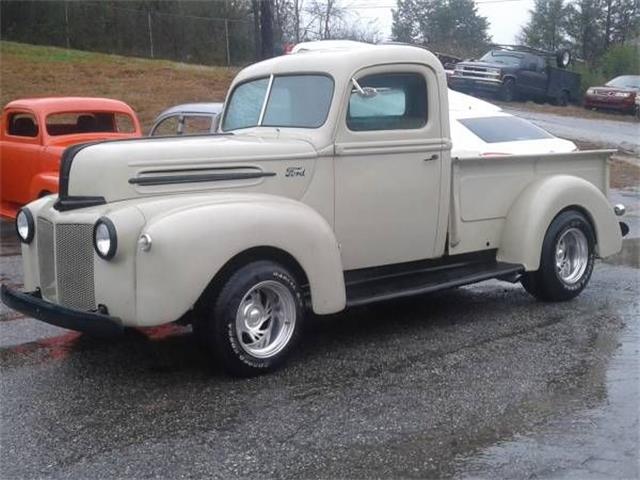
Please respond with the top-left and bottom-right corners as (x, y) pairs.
(351, 78), (378, 98)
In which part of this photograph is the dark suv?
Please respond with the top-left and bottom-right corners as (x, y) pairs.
(449, 45), (580, 105)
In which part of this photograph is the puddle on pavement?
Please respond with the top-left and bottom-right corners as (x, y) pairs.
(603, 237), (640, 268)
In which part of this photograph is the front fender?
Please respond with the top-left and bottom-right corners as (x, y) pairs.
(135, 194), (345, 326)
(498, 175), (622, 270)
(28, 172), (59, 199)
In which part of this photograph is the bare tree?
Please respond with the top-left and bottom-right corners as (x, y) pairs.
(305, 0), (345, 39)
(260, 0), (274, 58)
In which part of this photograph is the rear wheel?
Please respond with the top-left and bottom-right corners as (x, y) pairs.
(555, 90), (569, 106)
(197, 260), (304, 377)
(521, 211), (595, 302)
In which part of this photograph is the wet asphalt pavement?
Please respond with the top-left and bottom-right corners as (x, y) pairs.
(1, 218), (639, 479)
(504, 108), (640, 155)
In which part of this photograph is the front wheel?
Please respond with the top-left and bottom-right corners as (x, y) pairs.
(500, 78), (516, 102)
(521, 211), (595, 302)
(198, 260), (304, 377)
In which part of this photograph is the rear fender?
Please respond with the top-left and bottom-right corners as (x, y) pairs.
(498, 175), (622, 270)
(135, 195), (345, 326)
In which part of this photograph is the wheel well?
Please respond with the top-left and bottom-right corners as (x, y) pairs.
(556, 205), (598, 246)
(196, 246), (310, 311)
(38, 190), (52, 198)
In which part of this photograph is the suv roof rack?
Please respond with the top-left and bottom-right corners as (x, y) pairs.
(490, 44), (556, 57)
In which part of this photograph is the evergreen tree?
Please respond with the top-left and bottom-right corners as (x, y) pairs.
(391, 0), (490, 57)
(519, 0), (571, 52)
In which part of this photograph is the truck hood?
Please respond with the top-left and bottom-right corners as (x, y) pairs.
(456, 61), (505, 70)
(589, 86), (639, 94)
(62, 133), (319, 205)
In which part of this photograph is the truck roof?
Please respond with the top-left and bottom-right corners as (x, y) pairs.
(233, 44), (445, 86)
(3, 97), (137, 116)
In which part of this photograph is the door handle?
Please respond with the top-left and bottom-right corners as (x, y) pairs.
(424, 154), (439, 161)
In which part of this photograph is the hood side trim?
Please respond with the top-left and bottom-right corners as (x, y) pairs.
(129, 171), (276, 186)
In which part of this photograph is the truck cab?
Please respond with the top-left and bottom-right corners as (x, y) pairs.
(2, 44), (626, 377)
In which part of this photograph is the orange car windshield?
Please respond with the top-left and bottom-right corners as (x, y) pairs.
(46, 112), (135, 136)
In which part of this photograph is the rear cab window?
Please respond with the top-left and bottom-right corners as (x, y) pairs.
(45, 112), (136, 136)
(457, 116), (553, 143)
(7, 112), (39, 137)
(347, 73), (428, 131)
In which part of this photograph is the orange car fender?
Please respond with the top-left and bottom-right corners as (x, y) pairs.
(28, 171), (59, 199)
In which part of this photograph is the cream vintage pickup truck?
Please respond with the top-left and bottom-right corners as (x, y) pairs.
(2, 44), (629, 376)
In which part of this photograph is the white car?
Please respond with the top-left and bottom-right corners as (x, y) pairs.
(448, 90), (577, 157)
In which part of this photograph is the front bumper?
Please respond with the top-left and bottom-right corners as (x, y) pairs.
(449, 76), (502, 93)
(1, 284), (123, 337)
(584, 96), (635, 111)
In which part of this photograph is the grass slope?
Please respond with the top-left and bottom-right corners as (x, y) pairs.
(0, 41), (237, 130)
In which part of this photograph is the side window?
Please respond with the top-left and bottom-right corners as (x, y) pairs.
(347, 73), (427, 131)
(183, 115), (213, 135)
(8, 112), (39, 137)
(151, 115), (179, 136)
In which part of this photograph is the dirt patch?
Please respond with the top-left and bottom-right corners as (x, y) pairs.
(610, 157), (640, 189)
(0, 41), (236, 131)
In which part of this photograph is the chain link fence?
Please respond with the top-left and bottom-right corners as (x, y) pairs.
(1, 1), (257, 66)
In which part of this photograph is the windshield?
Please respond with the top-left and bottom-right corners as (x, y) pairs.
(606, 75), (640, 89)
(479, 51), (523, 67)
(222, 74), (334, 131)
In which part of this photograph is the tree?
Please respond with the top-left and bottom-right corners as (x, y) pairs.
(566, 0), (604, 61)
(305, 0), (345, 39)
(391, 0), (490, 57)
(391, 0), (423, 43)
(519, 0), (571, 52)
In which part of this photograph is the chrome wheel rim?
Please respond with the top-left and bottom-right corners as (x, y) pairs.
(235, 280), (296, 358)
(555, 228), (589, 284)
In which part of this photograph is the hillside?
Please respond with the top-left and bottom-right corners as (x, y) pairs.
(0, 41), (237, 130)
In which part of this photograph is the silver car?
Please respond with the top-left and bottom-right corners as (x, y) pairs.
(150, 102), (223, 136)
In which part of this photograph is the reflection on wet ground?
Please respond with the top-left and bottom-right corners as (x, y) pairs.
(0, 220), (638, 479)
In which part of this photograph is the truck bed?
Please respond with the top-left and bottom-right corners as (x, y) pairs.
(449, 149), (613, 255)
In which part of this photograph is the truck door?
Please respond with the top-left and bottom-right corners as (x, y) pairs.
(334, 64), (449, 270)
(0, 110), (43, 206)
(518, 54), (547, 97)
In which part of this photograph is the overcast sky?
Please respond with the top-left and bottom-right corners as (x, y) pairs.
(351, 0), (535, 45)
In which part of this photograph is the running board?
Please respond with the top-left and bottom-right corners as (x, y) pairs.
(345, 260), (524, 307)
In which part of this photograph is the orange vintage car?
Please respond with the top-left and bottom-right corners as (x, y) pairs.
(0, 97), (142, 218)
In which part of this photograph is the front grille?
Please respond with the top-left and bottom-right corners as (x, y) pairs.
(37, 218), (56, 301)
(55, 224), (96, 310)
(462, 66), (488, 73)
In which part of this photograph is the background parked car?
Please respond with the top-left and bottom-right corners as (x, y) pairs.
(584, 75), (640, 115)
(149, 102), (224, 136)
(0, 97), (142, 219)
(448, 90), (577, 157)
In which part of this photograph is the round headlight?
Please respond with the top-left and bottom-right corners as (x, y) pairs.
(93, 217), (117, 260)
(16, 208), (34, 244)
